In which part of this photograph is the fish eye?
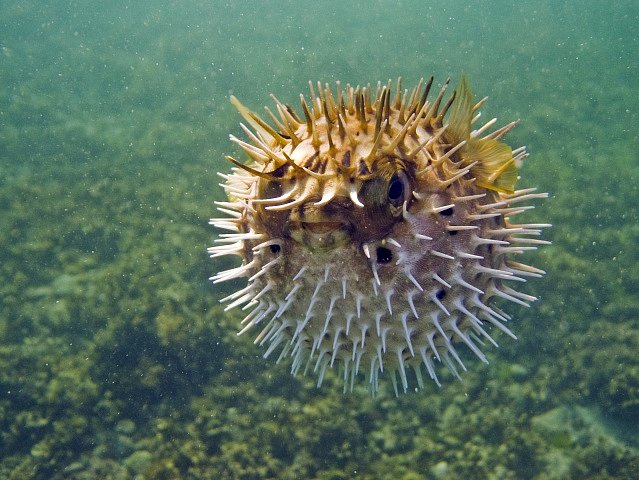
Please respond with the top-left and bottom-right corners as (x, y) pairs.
(388, 171), (409, 208)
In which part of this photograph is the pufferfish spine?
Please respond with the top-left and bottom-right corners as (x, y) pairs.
(210, 76), (549, 395)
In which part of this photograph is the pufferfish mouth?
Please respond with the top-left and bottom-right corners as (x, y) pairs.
(287, 218), (353, 249)
(299, 220), (346, 234)
(287, 203), (352, 236)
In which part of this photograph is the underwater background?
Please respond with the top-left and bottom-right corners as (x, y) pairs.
(1, 0), (637, 478)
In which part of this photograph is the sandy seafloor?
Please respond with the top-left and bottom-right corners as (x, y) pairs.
(1, 0), (638, 478)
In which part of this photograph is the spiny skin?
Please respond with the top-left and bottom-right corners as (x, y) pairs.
(210, 77), (549, 395)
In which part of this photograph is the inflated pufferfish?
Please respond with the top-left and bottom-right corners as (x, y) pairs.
(210, 76), (549, 395)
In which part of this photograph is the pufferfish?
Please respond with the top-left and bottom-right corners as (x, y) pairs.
(209, 76), (549, 395)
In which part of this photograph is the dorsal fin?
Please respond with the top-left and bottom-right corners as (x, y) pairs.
(446, 74), (473, 143)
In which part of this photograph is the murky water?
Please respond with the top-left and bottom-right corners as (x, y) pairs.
(1, 1), (637, 478)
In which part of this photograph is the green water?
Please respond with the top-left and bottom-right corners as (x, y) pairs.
(1, 1), (637, 478)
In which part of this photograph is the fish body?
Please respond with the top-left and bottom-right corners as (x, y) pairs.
(210, 77), (548, 394)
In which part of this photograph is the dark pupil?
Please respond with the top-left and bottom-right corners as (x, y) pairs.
(388, 176), (403, 202)
(376, 246), (393, 264)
